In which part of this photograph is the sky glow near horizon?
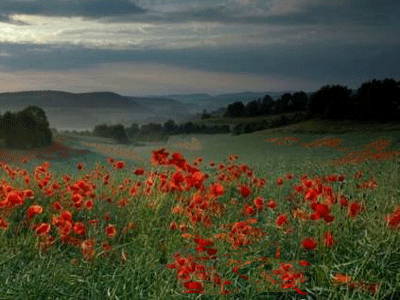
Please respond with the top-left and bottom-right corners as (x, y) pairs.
(0, 0), (399, 96)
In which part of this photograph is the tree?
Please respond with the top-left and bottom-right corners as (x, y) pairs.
(163, 120), (177, 134)
(109, 124), (129, 144)
(126, 123), (140, 137)
(93, 124), (110, 138)
(291, 92), (309, 111)
(355, 78), (400, 121)
(224, 101), (245, 118)
(244, 100), (260, 117)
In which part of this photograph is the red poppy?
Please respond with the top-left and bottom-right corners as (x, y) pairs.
(77, 163), (83, 170)
(301, 238), (317, 250)
(114, 161), (125, 169)
(26, 204), (43, 219)
(73, 222), (87, 236)
(299, 260), (311, 266)
(102, 242), (112, 252)
(134, 168), (144, 175)
(210, 183), (225, 197)
(323, 231), (335, 247)
(253, 196), (264, 209)
(24, 189), (34, 199)
(348, 202), (361, 218)
(276, 214), (288, 227)
(105, 224), (117, 238)
(267, 199), (277, 210)
(83, 199), (93, 209)
(245, 205), (255, 216)
(183, 281), (204, 293)
(36, 223), (51, 236)
(238, 185), (252, 198)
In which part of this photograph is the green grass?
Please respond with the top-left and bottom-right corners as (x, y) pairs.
(1, 125), (400, 299)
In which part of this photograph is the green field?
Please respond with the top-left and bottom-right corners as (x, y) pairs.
(1, 121), (400, 299)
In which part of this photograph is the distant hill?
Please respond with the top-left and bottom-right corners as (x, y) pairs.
(0, 90), (197, 131)
(0, 91), (148, 110)
(127, 96), (199, 114)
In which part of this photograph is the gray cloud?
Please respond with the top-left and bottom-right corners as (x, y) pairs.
(0, 0), (145, 22)
(1, 42), (399, 90)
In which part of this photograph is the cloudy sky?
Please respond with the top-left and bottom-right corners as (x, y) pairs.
(0, 0), (399, 96)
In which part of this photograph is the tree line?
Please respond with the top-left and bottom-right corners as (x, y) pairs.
(224, 78), (400, 121)
(92, 121), (230, 144)
(0, 106), (53, 149)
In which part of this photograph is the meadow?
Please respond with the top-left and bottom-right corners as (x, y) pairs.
(1, 124), (400, 300)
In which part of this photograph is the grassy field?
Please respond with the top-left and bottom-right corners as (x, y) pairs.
(1, 120), (400, 299)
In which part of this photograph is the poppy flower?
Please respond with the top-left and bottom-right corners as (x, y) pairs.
(114, 161), (125, 169)
(134, 168), (144, 175)
(73, 222), (87, 236)
(267, 199), (277, 210)
(210, 183), (225, 197)
(26, 204), (43, 219)
(301, 238), (317, 250)
(105, 224), (117, 238)
(323, 231), (335, 247)
(183, 281), (204, 293)
(245, 205), (255, 216)
(253, 197), (264, 210)
(299, 260), (311, 266)
(348, 202), (361, 218)
(332, 273), (353, 284)
(102, 242), (112, 252)
(36, 223), (51, 236)
(238, 185), (252, 198)
(275, 214), (288, 227)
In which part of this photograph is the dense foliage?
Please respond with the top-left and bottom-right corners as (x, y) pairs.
(224, 78), (400, 121)
(0, 106), (52, 149)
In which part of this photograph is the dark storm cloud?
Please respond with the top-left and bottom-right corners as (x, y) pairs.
(0, 0), (145, 22)
(1, 42), (399, 89)
(103, 0), (400, 29)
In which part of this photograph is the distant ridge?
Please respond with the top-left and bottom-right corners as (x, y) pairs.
(0, 90), (149, 111)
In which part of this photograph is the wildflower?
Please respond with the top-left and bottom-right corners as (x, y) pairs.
(77, 163), (83, 170)
(183, 281), (204, 294)
(253, 196), (264, 210)
(210, 182), (225, 197)
(299, 260), (311, 266)
(245, 205), (255, 216)
(81, 239), (95, 260)
(323, 231), (335, 247)
(102, 242), (112, 252)
(238, 185), (252, 198)
(275, 214), (288, 227)
(301, 238), (317, 250)
(73, 222), (87, 236)
(114, 161), (125, 169)
(267, 199), (277, 210)
(84, 200), (94, 210)
(26, 204), (43, 219)
(348, 202), (361, 218)
(332, 273), (353, 284)
(36, 223), (51, 236)
(105, 224), (117, 238)
(134, 168), (144, 175)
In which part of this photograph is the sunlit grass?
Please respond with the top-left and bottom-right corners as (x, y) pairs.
(0, 132), (399, 299)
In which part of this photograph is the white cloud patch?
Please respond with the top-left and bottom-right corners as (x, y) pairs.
(1, 12), (390, 51)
